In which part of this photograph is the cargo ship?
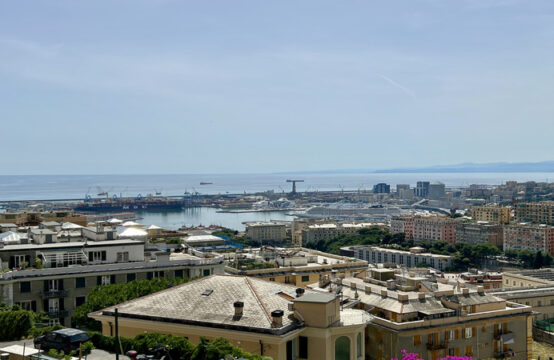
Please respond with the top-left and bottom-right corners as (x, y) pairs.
(73, 195), (189, 212)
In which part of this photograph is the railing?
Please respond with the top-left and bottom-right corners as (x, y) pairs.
(426, 341), (448, 350)
(47, 309), (69, 318)
(41, 289), (68, 298)
(494, 330), (513, 340)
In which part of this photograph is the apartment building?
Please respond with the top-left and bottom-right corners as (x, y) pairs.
(459, 269), (503, 291)
(245, 221), (287, 243)
(90, 275), (370, 360)
(514, 201), (554, 225)
(471, 205), (511, 224)
(413, 216), (458, 243)
(502, 269), (554, 289)
(415, 181), (430, 198)
(225, 247), (368, 288)
(321, 272), (533, 360)
(390, 216), (415, 240)
(503, 223), (554, 255)
(290, 218), (335, 246)
(428, 182), (445, 201)
(0, 211), (87, 227)
(455, 222), (504, 247)
(351, 246), (453, 270)
(492, 286), (554, 321)
(373, 183), (390, 194)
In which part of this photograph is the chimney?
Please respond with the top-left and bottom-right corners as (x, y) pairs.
(295, 288), (305, 298)
(380, 289), (387, 297)
(365, 285), (372, 294)
(350, 282), (356, 290)
(462, 288), (469, 295)
(398, 294), (409, 303)
(477, 286), (484, 295)
(418, 293), (426, 302)
(233, 301), (244, 318)
(271, 310), (284, 327)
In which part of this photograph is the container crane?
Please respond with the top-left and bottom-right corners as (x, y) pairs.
(286, 179), (304, 194)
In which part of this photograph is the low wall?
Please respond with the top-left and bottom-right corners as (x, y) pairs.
(533, 326), (554, 346)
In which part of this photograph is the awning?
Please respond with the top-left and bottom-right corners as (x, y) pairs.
(501, 332), (515, 344)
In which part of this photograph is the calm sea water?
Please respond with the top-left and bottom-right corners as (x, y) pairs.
(1, 172), (553, 201)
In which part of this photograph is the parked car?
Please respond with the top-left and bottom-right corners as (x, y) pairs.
(34, 328), (90, 354)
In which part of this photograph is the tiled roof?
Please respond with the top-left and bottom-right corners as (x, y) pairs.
(93, 274), (328, 335)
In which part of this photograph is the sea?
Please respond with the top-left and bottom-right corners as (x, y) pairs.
(1, 173), (553, 231)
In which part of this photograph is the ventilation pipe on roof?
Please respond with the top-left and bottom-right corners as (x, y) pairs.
(271, 310), (284, 327)
(418, 293), (426, 302)
(365, 285), (372, 294)
(477, 286), (485, 295)
(295, 288), (305, 298)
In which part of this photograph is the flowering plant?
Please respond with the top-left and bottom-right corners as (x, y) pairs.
(392, 349), (472, 360)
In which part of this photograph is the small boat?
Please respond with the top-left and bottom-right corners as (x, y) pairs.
(200, 182), (213, 185)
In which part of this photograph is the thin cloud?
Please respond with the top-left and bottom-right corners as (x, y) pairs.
(378, 74), (417, 99)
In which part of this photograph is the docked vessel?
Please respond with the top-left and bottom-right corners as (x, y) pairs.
(73, 194), (188, 212)
(200, 182), (213, 185)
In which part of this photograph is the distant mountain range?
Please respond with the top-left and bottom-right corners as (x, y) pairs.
(280, 161), (554, 174)
(373, 161), (554, 173)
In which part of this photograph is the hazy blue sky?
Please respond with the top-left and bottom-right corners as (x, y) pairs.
(1, 0), (553, 174)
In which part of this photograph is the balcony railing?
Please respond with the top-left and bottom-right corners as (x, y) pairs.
(426, 342), (448, 350)
(41, 289), (68, 298)
(493, 330), (513, 341)
(47, 309), (69, 318)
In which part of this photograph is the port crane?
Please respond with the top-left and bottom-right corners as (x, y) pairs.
(286, 179), (304, 194)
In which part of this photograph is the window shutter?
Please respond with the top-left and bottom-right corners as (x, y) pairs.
(455, 329), (459, 339)
(502, 323), (507, 333)
(428, 334), (433, 344)
(472, 327), (476, 337)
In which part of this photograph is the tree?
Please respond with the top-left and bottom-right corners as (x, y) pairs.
(534, 251), (544, 268)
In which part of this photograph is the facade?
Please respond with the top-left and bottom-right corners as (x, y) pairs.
(415, 181), (430, 198)
(459, 269), (503, 291)
(503, 223), (554, 255)
(412, 217), (458, 243)
(291, 218), (335, 246)
(226, 248), (368, 288)
(428, 182), (445, 201)
(90, 275), (370, 360)
(514, 201), (554, 225)
(0, 212), (87, 227)
(352, 246), (453, 270)
(373, 183), (390, 194)
(391, 216), (415, 240)
(316, 272), (533, 360)
(455, 222), (504, 247)
(492, 286), (554, 321)
(502, 269), (554, 289)
(245, 221), (287, 243)
(471, 205), (511, 224)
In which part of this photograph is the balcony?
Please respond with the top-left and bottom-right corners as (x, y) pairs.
(41, 289), (68, 298)
(426, 342), (448, 350)
(47, 309), (69, 318)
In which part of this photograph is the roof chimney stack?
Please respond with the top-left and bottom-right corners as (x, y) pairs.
(233, 301), (244, 318)
(295, 288), (305, 298)
(271, 310), (284, 327)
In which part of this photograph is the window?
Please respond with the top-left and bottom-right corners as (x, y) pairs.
(20, 281), (31, 293)
(127, 273), (136, 282)
(12, 255), (26, 268)
(465, 327), (472, 339)
(147, 271), (164, 280)
(299, 336), (308, 359)
(301, 275), (310, 282)
(269, 277), (275, 281)
(88, 251), (107, 262)
(465, 345), (473, 356)
(203, 269), (211, 276)
(97, 275), (114, 286)
(75, 277), (86, 288)
(116, 252), (129, 262)
(174, 270), (184, 279)
(76, 296), (86, 307)
(356, 333), (362, 358)
(17, 300), (36, 311)
(413, 335), (421, 346)
(538, 300), (542, 306)
(48, 318), (60, 326)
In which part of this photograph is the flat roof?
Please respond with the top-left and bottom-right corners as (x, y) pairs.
(292, 293), (336, 304)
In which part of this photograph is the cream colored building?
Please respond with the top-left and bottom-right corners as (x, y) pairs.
(90, 275), (370, 360)
(245, 221), (288, 244)
(471, 205), (511, 224)
(311, 270), (533, 360)
(514, 201), (554, 225)
(301, 223), (385, 245)
(492, 286), (554, 321)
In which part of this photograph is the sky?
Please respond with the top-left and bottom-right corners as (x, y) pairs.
(1, 0), (554, 175)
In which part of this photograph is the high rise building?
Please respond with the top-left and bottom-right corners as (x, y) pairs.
(415, 181), (430, 198)
(428, 182), (446, 200)
(471, 205), (511, 224)
(514, 201), (554, 225)
(373, 183), (390, 194)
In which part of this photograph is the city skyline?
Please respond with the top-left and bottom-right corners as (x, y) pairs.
(1, 0), (554, 175)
